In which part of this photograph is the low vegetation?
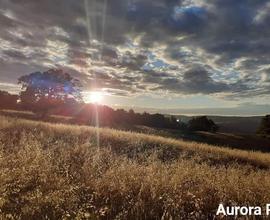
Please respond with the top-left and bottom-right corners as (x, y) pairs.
(1, 115), (270, 219)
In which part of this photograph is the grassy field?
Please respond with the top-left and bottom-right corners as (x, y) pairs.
(1, 116), (270, 219)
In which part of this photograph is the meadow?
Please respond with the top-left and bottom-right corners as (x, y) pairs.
(1, 115), (270, 219)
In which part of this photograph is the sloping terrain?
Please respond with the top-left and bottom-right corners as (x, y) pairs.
(1, 116), (270, 219)
(130, 125), (270, 153)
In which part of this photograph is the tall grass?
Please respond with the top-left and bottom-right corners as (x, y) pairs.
(1, 116), (270, 219)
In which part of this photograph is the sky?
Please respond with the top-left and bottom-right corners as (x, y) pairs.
(0, 0), (270, 115)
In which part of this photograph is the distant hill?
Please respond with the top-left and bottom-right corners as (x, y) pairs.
(117, 106), (266, 134)
(175, 115), (262, 134)
(208, 116), (262, 134)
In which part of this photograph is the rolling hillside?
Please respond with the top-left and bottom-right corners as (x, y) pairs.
(1, 116), (270, 219)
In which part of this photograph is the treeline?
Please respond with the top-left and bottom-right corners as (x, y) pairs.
(0, 69), (268, 135)
(0, 89), (218, 132)
(2, 88), (270, 135)
(73, 104), (186, 130)
(0, 68), (220, 132)
(0, 91), (184, 129)
(74, 105), (221, 132)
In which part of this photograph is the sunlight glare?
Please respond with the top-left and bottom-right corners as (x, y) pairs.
(88, 91), (104, 104)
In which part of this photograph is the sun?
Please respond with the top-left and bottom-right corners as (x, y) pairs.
(87, 91), (104, 104)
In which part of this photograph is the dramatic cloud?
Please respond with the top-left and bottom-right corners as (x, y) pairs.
(0, 0), (270, 103)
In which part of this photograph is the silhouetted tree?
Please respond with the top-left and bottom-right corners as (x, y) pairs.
(18, 69), (82, 118)
(188, 116), (219, 133)
(257, 115), (270, 136)
(0, 90), (18, 109)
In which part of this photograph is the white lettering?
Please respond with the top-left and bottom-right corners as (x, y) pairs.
(266, 204), (270, 215)
(216, 204), (262, 216)
(216, 204), (226, 216)
(240, 207), (248, 215)
(254, 207), (261, 215)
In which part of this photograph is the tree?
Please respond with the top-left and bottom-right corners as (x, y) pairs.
(257, 115), (270, 136)
(188, 116), (219, 133)
(18, 69), (83, 118)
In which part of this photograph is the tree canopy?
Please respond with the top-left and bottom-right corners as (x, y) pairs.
(18, 69), (82, 117)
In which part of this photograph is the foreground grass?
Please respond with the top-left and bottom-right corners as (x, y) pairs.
(1, 116), (270, 219)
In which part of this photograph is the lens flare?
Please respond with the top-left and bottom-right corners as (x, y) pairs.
(89, 91), (103, 104)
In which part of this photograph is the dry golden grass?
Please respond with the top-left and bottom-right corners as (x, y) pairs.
(1, 115), (270, 219)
